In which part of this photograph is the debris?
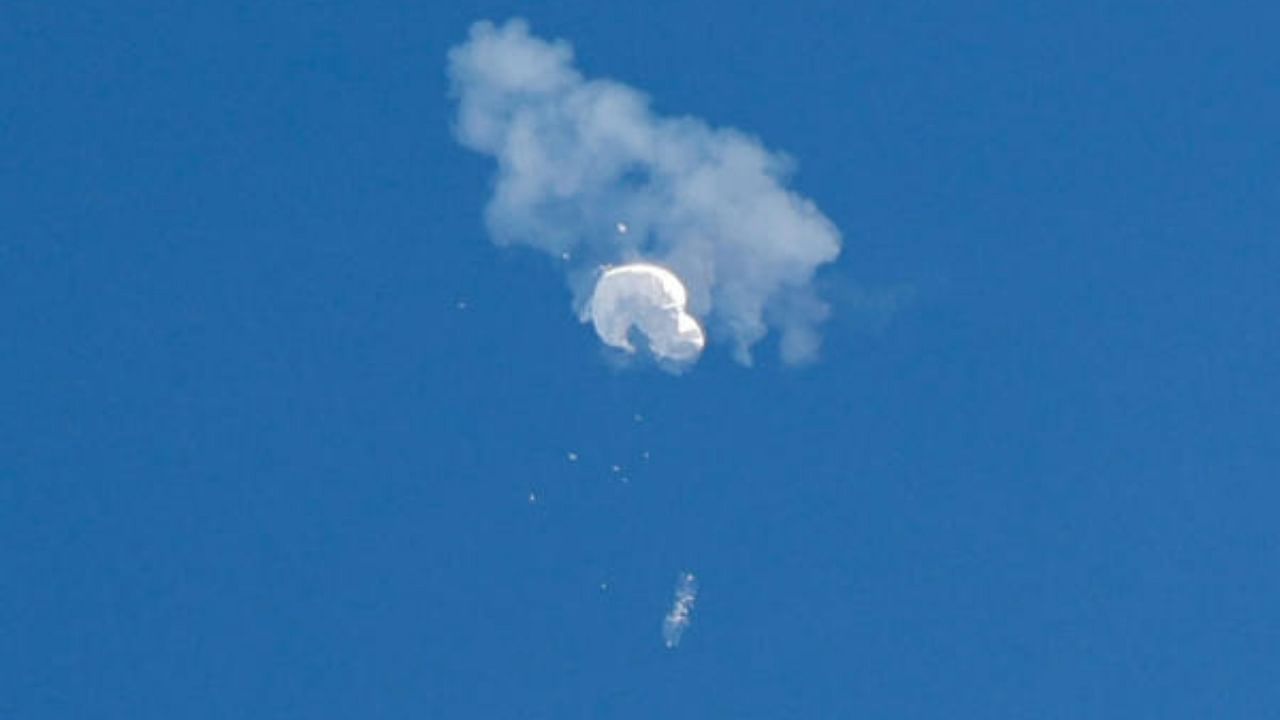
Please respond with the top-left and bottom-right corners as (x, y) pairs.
(663, 572), (698, 648)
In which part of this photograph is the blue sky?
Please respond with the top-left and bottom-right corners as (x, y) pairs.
(3, 1), (1278, 717)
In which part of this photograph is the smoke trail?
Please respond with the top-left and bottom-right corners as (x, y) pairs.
(447, 19), (842, 365)
(662, 572), (698, 648)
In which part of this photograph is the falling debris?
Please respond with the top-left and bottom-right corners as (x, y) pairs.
(641, 450), (650, 461)
(600, 582), (609, 591)
(566, 452), (579, 462)
(610, 464), (622, 474)
(616, 221), (629, 235)
(662, 572), (698, 648)
(527, 491), (538, 504)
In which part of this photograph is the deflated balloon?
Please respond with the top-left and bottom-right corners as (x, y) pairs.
(588, 263), (705, 362)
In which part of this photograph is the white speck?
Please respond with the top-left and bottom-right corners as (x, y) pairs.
(527, 491), (538, 504)
(619, 476), (629, 484)
(456, 300), (468, 310)
(600, 582), (609, 591)
(567, 452), (578, 462)
(610, 464), (622, 473)
(641, 451), (650, 461)
(633, 413), (644, 422)
(616, 221), (629, 235)
(561, 251), (572, 261)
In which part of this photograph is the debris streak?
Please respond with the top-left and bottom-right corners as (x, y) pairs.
(662, 572), (698, 648)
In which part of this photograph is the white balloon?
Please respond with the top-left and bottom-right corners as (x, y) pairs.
(588, 263), (705, 362)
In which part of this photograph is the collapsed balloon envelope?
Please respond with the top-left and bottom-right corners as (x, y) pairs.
(587, 263), (705, 362)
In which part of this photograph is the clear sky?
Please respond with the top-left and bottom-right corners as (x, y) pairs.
(3, 2), (1278, 718)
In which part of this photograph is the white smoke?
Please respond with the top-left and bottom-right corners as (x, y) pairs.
(662, 572), (698, 648)
(448, 19), (842, 365)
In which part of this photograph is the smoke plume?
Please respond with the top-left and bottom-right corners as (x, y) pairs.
(448, 19), (842, 365)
